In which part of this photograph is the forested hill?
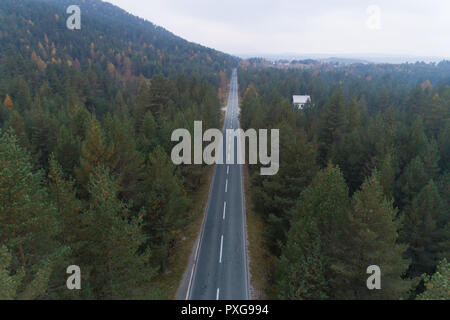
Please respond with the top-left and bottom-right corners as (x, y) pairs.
(0, 0), (233, 299)
(0, 0), (238, 82)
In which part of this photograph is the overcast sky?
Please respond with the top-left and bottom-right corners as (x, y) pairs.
(106, 0), (450, 58)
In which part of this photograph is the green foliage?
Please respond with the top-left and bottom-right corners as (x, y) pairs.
(0, 245), (24, 299)
(417, 259), (450, 300)
(340, 173), (412, 299)
(82, 167), (153, 299)
(275, 220), (328, 300)
(275, 165), (351, 299)
(140, 146), (190, 273)
(318, 88), (347, 165)
(240, 67), (449, 299)
(0, 129), (66, 299)
(401, 180), (448, 277)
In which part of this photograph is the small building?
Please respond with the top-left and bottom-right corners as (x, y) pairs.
(293, 95), (311, 109)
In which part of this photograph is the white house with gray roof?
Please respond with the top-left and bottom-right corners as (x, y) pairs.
(293, 95), (311, 109)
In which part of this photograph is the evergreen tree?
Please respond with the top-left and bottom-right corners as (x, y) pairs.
(82, 167), (152, 299)
(104, 113), (144, 203)
(417, 259), (450, 300)
(275, 219), (328, 300)
(0, 245), (24, 299)
(276, 165), (351, 298)
(75, 118), (116, 198)
(137, 111), (158, 156)
(401, 180), (447, 277)
(318, 88), (347, 166)
(378, 153), (396, 200)
(253, 128), (318, 253)
(397, 156), (430, 209)
(140, 146), (190, 273)
(48, 155), (82, 247)
(339, 173), (411, 299)
(0, 129), (65, 299)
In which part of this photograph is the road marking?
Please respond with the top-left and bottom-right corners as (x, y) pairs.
(216, 288), (220, 300)
(223, 201), (227, 220)
(225, 179), (228, 193)
(219, 235), (224, 263)
(227, 166), (229, 175)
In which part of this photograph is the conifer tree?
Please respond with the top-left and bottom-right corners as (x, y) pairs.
(276, 165), (351, 298)
(104, 113), (144, 203)
(0, 245), (24, 299)
(0, 129), (64, 299)
(140, 146), (190, 273)
(83, 167), (152, 299)
(378, 153), (396, 200)
(417, 259), (450, 300)
(318, 88), (347, 166)
(397, 156), (430, 209)
(275, 219), (328, 300)
(339, 173), (412, 299)
(401, 180), (447, 277)
(75, 118), (116, 198)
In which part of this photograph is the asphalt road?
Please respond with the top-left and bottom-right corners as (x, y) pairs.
(186, 69), (250, 300)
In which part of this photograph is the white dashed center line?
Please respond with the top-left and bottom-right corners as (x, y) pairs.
(223, 201), (227, 220)
(219, 235), (224, 263)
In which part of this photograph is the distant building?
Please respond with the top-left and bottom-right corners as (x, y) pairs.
(293, 95), (311, 109)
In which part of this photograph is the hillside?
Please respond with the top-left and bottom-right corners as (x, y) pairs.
(0, 0), (238, 84)
(0, 0), (232, 299)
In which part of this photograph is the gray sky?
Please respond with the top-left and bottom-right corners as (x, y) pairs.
(106, 0), (450, 58)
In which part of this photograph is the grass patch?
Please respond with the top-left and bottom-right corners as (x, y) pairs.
(243, 166), (274, 300)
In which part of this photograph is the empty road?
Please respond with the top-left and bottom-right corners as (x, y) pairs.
(186, 69), (250, 300)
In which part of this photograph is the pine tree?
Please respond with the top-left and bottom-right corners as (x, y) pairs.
(318, 88), (347, 166)
(276, 165), (351, 298)
(0, 129), (65, 299)
(401, 180), (447, 277)
(48, 155), (82, 247)
(6, 111), (29, 149)
(75, 118), (117, 198)
(55, 125), (81, 176)
(275, 219), (328, 300)
(378, 153), (396, 200)
(347, 96), (361, 129)
(397, 156), (430, 209)
(140, 146), (190, 273)
(11, 76), (32, 112)
(83, 167), (153, 299)
(104, 113), (144, 203)
(28, 104), (56, 169)
(137, 111), (158, 156)
(332, 129), (367, 194)
(253, 127), (318, 253)
(0, 245), (24, 299)
(417, 259), (450, 300)
(339, 173), (412, 299)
